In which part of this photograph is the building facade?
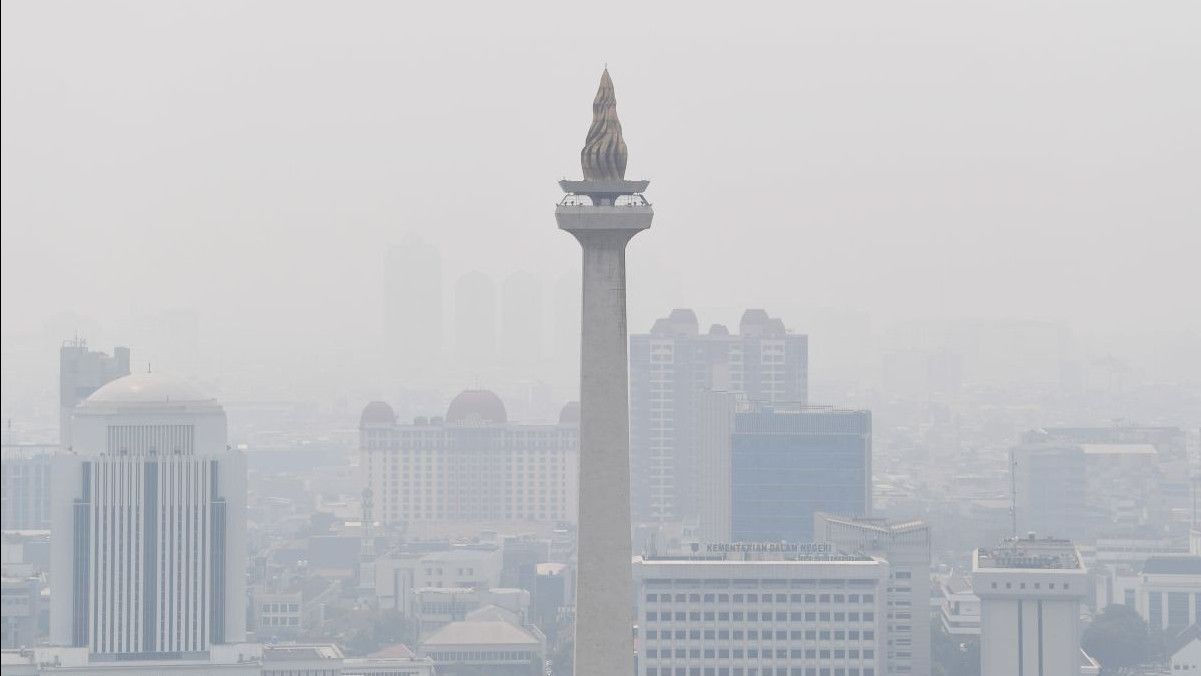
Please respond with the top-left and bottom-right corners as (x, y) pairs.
(972, 536), (1088, 676)
(814, 514), (931, 676)
(630, 308), (809, 524)
(1135, 556), (1201, 633)
(1, 577), (42, 648)
(48, 373), (248, 661)
(58, 339), (130, 448)
(730, 405), (871, 543)
(633, 552), (889, 675)
(359, 392), (578, 528)
(1010, 443), (1089, 539)
(1, 445), (56, 531)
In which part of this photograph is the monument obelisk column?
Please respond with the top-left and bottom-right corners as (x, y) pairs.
(556, 69), (652, 675)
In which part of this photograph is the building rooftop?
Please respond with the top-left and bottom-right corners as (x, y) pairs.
(445, 389), (507, 425)
(366, 643), (416, 659)
(975, 536), (1082, 571)
(84, 372), (213, 406)
(1168, 624), (1201, 657)
(1079, 443), (1157, 455)
(1142, 556), (1201, 576)
(262, 643), (344, 661)
(422, 620), (540, 647)
(360, 400), (397, 427)
(636, 548), (879, 564)
(815, 513), (929, 535)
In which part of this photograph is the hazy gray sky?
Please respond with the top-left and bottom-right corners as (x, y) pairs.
(3, 1), (1199, 373)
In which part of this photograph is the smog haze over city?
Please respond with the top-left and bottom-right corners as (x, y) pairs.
(2, 2), (1199, 675)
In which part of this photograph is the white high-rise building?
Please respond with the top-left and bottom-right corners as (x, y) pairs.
(630, 309), (809, 524)
(633, 548), (889, 675)
(59, 339), (130, 447)
(815, 514), (932, 676)
(49, 373), (248, 660)
(972, 536), (1088, 676)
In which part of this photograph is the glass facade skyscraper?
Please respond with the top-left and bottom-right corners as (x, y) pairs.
(730, 405), (871, 542)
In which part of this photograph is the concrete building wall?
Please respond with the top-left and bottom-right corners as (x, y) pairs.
(629, 309), (808, 524)
(814, 515), (932, 676)
(1, 446), (56, 531)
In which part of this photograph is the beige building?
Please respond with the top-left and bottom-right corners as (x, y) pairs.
(359, 392), (578, 529)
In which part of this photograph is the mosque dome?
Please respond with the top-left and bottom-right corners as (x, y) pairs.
(558, 401), (580, 425)
(446, 390), (507, 425)
(360, 401), (397, 427)
(84, 372), (213, 406)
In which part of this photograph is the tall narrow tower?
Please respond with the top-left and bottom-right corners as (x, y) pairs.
(557, 69), (652, 675)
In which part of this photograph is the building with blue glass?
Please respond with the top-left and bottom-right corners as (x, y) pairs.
(729, 404), (871, 543)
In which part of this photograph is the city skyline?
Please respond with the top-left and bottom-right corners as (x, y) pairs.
(3, 3), (1199, 675)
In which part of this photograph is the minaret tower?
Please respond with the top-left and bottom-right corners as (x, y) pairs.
(556, 68), (652, 675)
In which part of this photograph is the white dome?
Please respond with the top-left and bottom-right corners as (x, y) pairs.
(84, 372), (213, 406)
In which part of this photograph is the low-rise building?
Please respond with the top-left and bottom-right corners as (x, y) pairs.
(262, 643), (343, 676)
(1137, 556), (1201, 633)
(0, 644), (262, 674)
(1168, 624), (1201, 673)
(415, 587), (529, 639)
(937, 572), (980, 637)
(1, 577), (42, 648)
(419, 605), (545, 675)
(343, 643), (436, 675)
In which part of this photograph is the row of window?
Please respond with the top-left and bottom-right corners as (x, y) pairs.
(647, 612), (875, 623)
(647, 593), (874, 604)
(645, 668), (873, 676)
(645, 629), (875, 642)
(645, 648), (875, 661)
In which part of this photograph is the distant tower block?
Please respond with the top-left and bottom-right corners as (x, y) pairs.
(556, 68), (653, 676)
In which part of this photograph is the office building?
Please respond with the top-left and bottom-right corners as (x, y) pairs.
(58, 339), (130, 447)
(633, 549), (889, 675)
(555, 68), (651, 675)
(48, 372), (249, 666)
(1, 445), (56, 531)
(371, 546), (504, 617)
(1023, 426), (1192, 531)
(972, 535), (1088, 676)
(500, 536), (551, 591)
(730, 404), (871, 543)
(815, 514), (931, 676)
(1010, 443), (1088, 539)
(1, 577), (42, 649)
(359, 393), (578, 529)
(630, 308), (809, 523)
(1135, 556), (1201, 633)
(384, 234), (444, 382)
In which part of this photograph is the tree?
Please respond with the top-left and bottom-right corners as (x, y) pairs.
(338, 609), (416, 656)
(1082, 604), (1160, 671)
(931, 616), (980, 676)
